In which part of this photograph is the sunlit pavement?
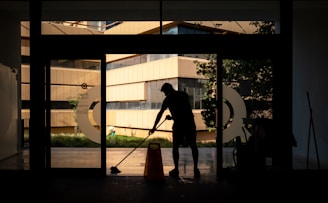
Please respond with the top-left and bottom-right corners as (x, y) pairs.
(49, 147), (235, 182)
(106, 147), (234, 178)
(1, 146), (235, 182)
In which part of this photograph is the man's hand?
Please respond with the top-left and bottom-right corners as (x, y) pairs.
(148, 128), (156, 135)
(149, 115), (171, 135)
(165, 115), (172, 120)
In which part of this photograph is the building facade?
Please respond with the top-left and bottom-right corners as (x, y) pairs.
(21, 21), (256, 143)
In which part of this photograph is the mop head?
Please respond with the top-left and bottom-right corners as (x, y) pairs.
(110, 166), (121, 174)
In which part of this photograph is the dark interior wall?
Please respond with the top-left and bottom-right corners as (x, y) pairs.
(292, 5), (328, 169)
(0, 14), (21, 69)
(0, 14), (22, 159)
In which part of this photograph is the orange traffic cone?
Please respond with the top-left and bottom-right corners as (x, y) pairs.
(144, 142), (164, 181)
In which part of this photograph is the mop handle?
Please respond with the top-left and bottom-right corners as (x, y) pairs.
(113, 116), (168, 167)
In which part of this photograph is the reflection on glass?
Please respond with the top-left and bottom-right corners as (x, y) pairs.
(39, 21), (276, 35)
(50, 59), (101, 168)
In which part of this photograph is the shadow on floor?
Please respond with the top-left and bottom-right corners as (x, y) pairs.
(2, 169), (328, 202)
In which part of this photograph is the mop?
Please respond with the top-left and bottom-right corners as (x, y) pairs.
(110, 115), (172, 174)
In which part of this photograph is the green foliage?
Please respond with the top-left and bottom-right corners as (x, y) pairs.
(194, 54), (217, 132)
(193, 21), (275, 132)
(51, 135), (100, 147)
(50, 134), (217, 148)
(249, 21), (275, 34)
(222, 59), (273, 100)
(67, 92), (84, 124)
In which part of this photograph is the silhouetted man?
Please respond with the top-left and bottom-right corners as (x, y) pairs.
(149, 82), (200, 179)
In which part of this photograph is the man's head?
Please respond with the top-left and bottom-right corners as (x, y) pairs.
(161, 83), (174, 95)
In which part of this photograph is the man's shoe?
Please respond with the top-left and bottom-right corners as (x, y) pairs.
(194, 168), (200, 179)
(169, 169), (179, 179)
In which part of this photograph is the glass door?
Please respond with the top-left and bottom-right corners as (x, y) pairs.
(47, 58), (105, 175)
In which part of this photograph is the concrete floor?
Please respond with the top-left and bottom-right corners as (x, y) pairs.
(0, 147), (235, 181)
(1, 146), (327, 202)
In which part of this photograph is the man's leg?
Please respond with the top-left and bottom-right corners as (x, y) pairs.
(190, 144), (200, 178)
(172, 144), (179, 170)
(188, 129), (200, 179)
(190, 144), (199, 169)
(169, 131), (180, 178)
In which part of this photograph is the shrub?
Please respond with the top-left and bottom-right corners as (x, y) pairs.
(49, 134), (218, 148)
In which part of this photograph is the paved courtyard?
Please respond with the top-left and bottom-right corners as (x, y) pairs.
(1, 146), (236, 181)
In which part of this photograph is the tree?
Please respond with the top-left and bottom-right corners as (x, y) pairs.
(194, 21), (275, 132)
(194, 54), (217, 132)
(68, 93), (83, 133)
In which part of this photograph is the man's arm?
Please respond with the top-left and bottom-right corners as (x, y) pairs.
(149, 109), (164, 135)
